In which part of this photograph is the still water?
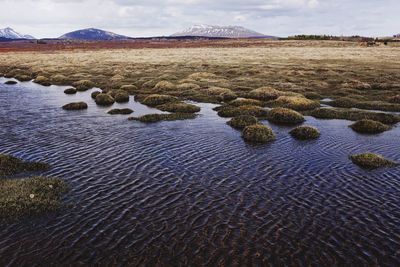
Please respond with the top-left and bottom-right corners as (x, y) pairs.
(0, 78), (399, 266)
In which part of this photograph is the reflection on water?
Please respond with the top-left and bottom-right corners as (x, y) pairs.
(0, 78), (400, 266)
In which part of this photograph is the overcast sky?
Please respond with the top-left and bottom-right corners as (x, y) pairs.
(1, 0), (399, 38)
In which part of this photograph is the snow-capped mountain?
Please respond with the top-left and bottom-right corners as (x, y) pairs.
(59, 28), (129, 40)
(171, 25), (274, 38)
(0, 27), (35, 39)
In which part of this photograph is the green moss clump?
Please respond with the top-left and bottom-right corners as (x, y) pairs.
(64, 88), (77, 94)
(303, 108), (400, 124)
(128, 113), (196, 123)
(248, 87), (281, 101)
(0, 176), (68, 219)
(91, 91), (101, 99)
(141, 94), (177, 106)
(4, 80), (17, 85)
(268, 96), (320, 111)
(73, 80), (94, 91)
(95, 93), (115, 106)
(107, 108), (133, 115)
(349, 153), (399, 169)
(268, 108), (305, 124)
(157, 102), (200, 113)
(227, 115), (258, 129)
(349, 119), (389, 134)
(62, 102), (88, 110)
(228, 99), (264, 107)
(0, 154), (50, 179)
(115, 91), (130, 103)
(217, 105), (269, 118)
(289, 126), (320, 140)
(242, 124), (276, 143)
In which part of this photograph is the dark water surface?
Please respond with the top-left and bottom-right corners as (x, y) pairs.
(0, 78), (399, 266)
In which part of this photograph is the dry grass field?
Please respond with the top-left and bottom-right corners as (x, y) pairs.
(1, 40), (400, 121)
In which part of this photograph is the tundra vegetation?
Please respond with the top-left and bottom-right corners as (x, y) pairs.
(289, 126), (321, 140)
(349, 153), (399, 169)
(0, 154), (67, 219)
(107, 108), (133, 115)
(1, 40), (400, 146)
(62, 102), (88, 110)
(242, 124), (276, 143)
(349, 119), (389, 134)
(64, 88), (77, 94)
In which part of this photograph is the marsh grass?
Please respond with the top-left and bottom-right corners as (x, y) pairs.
(217, 105), (269, 118)
(73, 80), (94, 91)
(268, 108), (305, 124)
(303, 108), (400, 124)
(349, 119), (389, 134)
(242, 124), (276, 143)
(349, 153), (399, 169)
(128, 113), (196, 123)
(0, 154), (50, 179)
(0, 176), (68, 219)
(4, 81), (17, 85)
(227, 115), (258, 129)
(107, 108), (133, 115)
(327, 97), (400, 112)
(95, 93), (115, 106)
(267, 96), (320, 111)
(91, 91), (101, 99)
(289, 126), (320, 140)
(64, 88), (77, 94)
(141, 94), (177, 106)
(62, 102), (88, 110)
(157, 102), (200, 113)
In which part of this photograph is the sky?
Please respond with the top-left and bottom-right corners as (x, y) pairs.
(0, 0), (399, 38)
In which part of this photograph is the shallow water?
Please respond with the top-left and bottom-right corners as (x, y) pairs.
(1, 78), (400, 266)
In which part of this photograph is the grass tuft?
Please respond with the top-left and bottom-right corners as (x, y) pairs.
(242, 124), (276, 143)
(349, 119), (389, 134)
(62, 102), (88, 110)
(349, 153), (399, 169)
(289, 126), (320, 140)
(227, 115), (258, 129)
(268, 108), (305, 124)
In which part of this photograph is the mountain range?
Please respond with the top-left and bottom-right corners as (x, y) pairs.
(171, 25), (275, 38)
(0, 25), (276, 40)
(0, 27), (35, 39)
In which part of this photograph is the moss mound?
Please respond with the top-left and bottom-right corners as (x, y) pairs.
(218, 91), (237, 102)
(64, 88), (77, 94)
(120, 85), (138, 94)
(269, 96), (320, 111)
(141, 94), (177, 106)
(157, 102), (200, 113)
(73, 80), (94, 91)
(4, 80), (17, 85)
(115, 91), (130, 103)
(242, 124), (276, 143)
(128, 113), (196, 123)
(328, 97), (400, 112)
(177, 83), (200, 91)
(0, 154), (50, 179)
(349, 153), (399, 169)
(91, 91), (101, 99)
(95, 93), (115, 106)
(389, 94), (400, 104)
(107, 108), (133, 115)
(289, 126), (320, 140)
(154, 81), (175, 91)
(229, 99), (264, 107)
(34, 76), (51, 86)
(227, 115), (258, 129)
(218, 105), (268, 118)
(62, 102), (88, 110)
(15, 75), (32, 82)
(248, 87), (281, 101)
(349, 119), (389, 134)
(268, 108), (305, 124)
(303, 108), (400, 124)
(0, 176), (68, 219)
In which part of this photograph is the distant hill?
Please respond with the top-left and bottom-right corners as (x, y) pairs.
(59, 28), (129, 40)
(0, 27), (35, 39)
(171, 25), (276, 38)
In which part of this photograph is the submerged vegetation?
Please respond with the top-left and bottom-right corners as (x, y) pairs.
(349, 119), (389, 134)
(128, 113), (196, 123)
(107, 108), (133, 115)
(289, 126), (321, 140)
(242, 124), (276, 143)
(0, 154), (50, 179)
(349, 153), (399, 169)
